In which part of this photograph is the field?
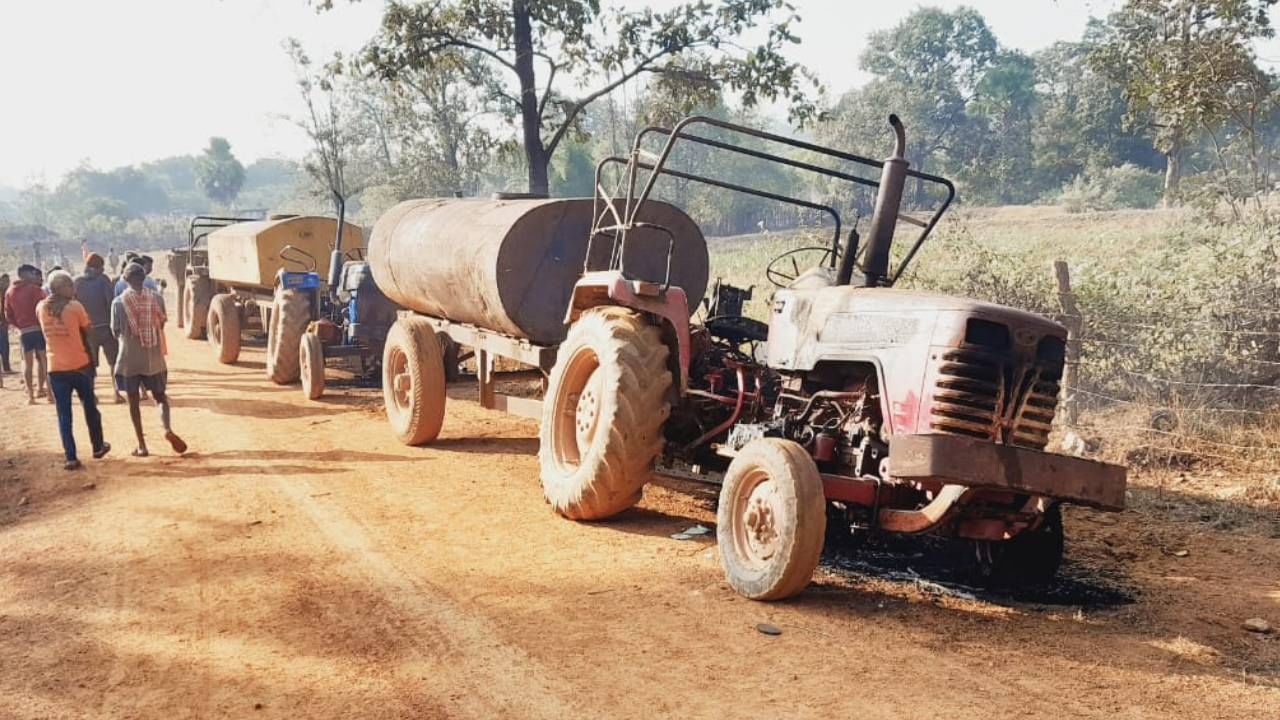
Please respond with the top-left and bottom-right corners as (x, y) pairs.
(0, 205), (1277, 718)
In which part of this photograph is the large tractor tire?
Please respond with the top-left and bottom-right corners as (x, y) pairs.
(717, 438), (826, 601)
(538, 307), (672, 520)
(265, 288), (310, 384)
(183, 278), (212, 340)
(974, 504), (1064, 587)
(382, 316), (447, 445)
(206, 294), (242, 364)
(300, 332), (326, 400)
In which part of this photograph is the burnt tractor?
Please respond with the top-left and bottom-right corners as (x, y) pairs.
(370, 115), (1126, 601)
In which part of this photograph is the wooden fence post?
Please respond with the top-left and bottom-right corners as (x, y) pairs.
(1054, 260), (1082, 427)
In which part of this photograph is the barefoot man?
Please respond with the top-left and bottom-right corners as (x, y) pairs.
(4, 264), (49, 404)
(111, 263), (187, 457)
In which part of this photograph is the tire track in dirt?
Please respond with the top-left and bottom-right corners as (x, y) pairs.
(270, 477), (584, 719)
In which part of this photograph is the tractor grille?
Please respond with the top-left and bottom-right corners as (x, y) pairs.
(929, 336), (1063, 450)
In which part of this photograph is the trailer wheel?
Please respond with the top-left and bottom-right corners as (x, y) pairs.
(207, 294), (241, 364)
(717, 438), (826, 601)
(300, 332), (326, 400)
(183, 279), (211, 340)
(539, 307), (671, 520)
(266, 287), (310, 384)
(974, 505), (1064, 587)
(382, 317), (446, 445)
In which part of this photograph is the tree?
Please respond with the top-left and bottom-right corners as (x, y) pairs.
(356, 0), (819, 196)
(964, 51), (1038, 203)
(1090, 0), (1278, 205)
(1031, 38), (1162, 193)
(823, 7), (1004, 204)
(196, 137), (246, 206)
(287, 39), (373, 214)
(368, 49), (502, 197)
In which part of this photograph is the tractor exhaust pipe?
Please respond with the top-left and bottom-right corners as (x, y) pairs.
(862, 114), (908, 287)
(327, 191), (345, 297)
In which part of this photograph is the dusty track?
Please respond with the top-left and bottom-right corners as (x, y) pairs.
(1, 326), (1278, 719)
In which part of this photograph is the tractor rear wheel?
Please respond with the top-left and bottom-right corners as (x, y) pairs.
(266, 288), (310, 384)
(183, 279), (211, 340)
(207, 294), (241, 364)
(382, 316), (446, 445)
(538, 307), (671, 520)
(717, 438), (826, 601)
(300, 332), (326, 400)
(974, 505), (1064, 587)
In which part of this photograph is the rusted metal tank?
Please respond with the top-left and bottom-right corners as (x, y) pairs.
(369, 198), (709, 345)
(207, 215), (364, 289)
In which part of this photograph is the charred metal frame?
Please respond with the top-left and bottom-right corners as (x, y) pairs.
(587, 115), (956, 287)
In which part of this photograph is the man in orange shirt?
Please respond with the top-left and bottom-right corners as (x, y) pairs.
(37, 270), (111, 470)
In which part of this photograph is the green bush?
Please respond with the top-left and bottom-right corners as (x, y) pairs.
(1056, 164), (1163, 213)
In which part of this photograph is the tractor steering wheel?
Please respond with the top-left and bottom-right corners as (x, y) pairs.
(766, 246), (839, 288)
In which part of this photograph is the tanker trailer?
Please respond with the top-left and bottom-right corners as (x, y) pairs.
(368, 197), (709, 445)
(182, 214), (364, 384)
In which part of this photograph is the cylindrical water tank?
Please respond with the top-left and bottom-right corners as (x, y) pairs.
(368, 198), (709, 345)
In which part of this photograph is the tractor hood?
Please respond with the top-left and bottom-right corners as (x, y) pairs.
(766, 285), (1065, 372)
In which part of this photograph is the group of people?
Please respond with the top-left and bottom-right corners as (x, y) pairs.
(1, 253), (187, 470)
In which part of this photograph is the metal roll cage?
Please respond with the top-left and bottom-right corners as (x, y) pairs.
(587, 115), (956, 287)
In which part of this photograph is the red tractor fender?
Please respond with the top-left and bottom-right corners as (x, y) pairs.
(565, 270), (692, 393)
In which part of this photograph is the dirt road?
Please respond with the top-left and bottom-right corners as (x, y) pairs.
(2, 327), (1277, 719)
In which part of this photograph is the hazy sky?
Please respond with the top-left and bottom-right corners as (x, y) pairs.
(0, 0), (1186, 187)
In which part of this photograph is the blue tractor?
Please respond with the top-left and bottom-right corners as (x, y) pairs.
(287, 197), (400, 400)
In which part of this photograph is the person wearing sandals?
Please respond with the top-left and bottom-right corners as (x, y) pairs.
(37, 270), (111, 470)
(112, 262), (187, 457)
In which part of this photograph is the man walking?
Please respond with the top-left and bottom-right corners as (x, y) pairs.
(112, 263), (186, 457)
(37, 270), (110, 470)
(4, 264), (49, 404)
(75, 253), (124, 403)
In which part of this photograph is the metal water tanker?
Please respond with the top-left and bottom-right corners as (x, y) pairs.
(368, 197), (710, 345)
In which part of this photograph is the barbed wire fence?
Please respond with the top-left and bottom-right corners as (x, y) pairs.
(1053, 259), (1280, 471)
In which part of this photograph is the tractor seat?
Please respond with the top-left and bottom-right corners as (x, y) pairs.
(337, 261), (374, 304)
(705, 315), (770, 344)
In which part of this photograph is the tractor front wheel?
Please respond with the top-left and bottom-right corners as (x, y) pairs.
(538, 307), (671, 520)
(717, 438), (826, 601)
(207, 294), (241, 364)
(300, 332), (326, 400)
(382, 316), (446, 445)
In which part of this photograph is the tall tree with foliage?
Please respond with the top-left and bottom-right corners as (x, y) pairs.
(1090, 0), (1277, 206)
(1031, 37), (1161, 192)
(824, 7), (1014, 204)
(353, 0), (819, 196)
(287, 39), (367, 214)
(368, 49), (502, 197)
(196, 137), (246, 207)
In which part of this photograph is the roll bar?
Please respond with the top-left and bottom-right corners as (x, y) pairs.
(588, 115), (955, 287)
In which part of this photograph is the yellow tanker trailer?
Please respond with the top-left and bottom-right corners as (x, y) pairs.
(182, 214), (363, 383)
